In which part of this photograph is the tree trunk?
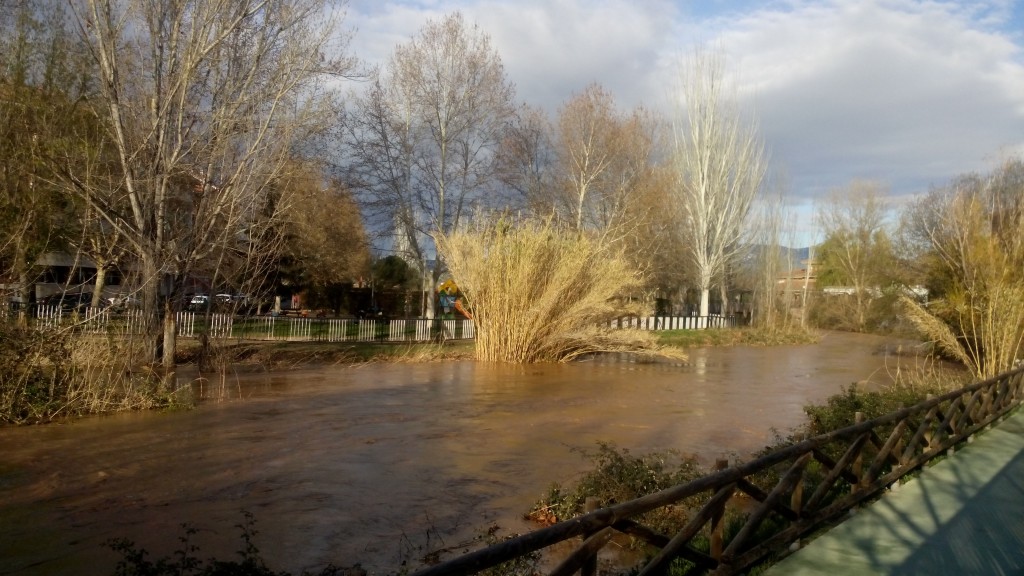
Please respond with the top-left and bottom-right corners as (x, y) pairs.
(427, 261), (441, 320)
(14, 239), (31, 302)
(856, 291), (867, 332)
(16, 268), (30, 326)
(140, 252), (161, 364)
(161, 298), (177, 374)
(91, 266), (107, 309)
(699, 267), (712, 318)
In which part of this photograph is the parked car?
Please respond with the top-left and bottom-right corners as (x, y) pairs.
(216, 293), (259, 313)
(108, 295), (141, 311)
(357, 306), (389, 321)
(215, 293), (244, 305)
(39, 292), (99, 312)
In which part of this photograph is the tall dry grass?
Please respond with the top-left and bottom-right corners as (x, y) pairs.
(436, 217), (679, 363)
(899, 167), (1024, 379)
(901, 282), (1024, 379)
(1, 323), (170, 424)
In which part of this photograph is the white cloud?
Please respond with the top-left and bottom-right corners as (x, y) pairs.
(468, 0), (678, 110)
(346, 0), (679, 108)
(342, 0), (1024, 225)
(715, 0), (1024, 201)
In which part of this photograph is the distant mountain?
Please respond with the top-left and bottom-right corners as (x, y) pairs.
(744, 244), (814, 269)
(783, 245), (812, 263)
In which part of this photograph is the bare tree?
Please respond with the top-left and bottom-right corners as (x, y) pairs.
(815, 181), (894, 331)
(64, 0), (357, 371)
(745, 174), (800, 331)
(668, 49), (767, 318)
(549, 84), (664, 240)
(345, 12), (515, 316)
(555, 84), (620, 231)
(72, 204), (129, 309)
(344, 73), (422, 269)
(494, 104), (555, 214)
(901, 158), (1024, 377)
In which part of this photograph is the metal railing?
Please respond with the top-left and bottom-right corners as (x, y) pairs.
(2, 305), (478, 343)
(5, 305), (733, 342)
(410, 367), (1024, 576)
(611, 315), (737, 330)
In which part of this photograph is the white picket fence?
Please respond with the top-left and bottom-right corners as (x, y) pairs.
(229, 316), (476, 342)
(11, 306), (729, 342)
(25, 306), (234, 338)
(15, 306), (477, 342)
(609, 315), (736, 330)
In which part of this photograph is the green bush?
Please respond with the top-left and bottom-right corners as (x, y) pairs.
(0, 322), (169, 424)
(803, 369), (967, 436)
(0, 324), (73, 423)
(528, 442), (705, 536)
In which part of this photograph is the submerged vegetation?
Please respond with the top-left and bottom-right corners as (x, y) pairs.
(0, 327), (479, 424)
(0, 322), (172, 424)
(437, 217), (680, 363)
(0, 322), (818, 425)
(655, 326), (818, 348)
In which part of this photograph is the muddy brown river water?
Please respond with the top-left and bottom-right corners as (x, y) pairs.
(0, 332), (927, 575)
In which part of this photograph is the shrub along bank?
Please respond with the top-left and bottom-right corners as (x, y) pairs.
(525, 362), (971, 574)
(2, 322), (814, 425)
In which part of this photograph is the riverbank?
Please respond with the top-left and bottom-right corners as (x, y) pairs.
(0, 324), (819, 425)
(174, 339), (477, 368)
(173, 326), (820, 370)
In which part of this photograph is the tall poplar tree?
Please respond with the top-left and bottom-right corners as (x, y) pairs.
(669, 50), (767, 318)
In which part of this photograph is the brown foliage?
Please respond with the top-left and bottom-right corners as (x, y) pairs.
(281, 171), (370, 288)
(901, 158), (1024, 378)
(437, 216), (681, 363)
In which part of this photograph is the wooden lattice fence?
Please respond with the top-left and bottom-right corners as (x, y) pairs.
(411, 367), (1024, 576)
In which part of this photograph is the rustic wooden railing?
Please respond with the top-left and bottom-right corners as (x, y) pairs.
(412, 366), (1024, 576)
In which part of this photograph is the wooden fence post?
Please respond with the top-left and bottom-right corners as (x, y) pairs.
(790, 434), (805, 515)
(710, 459), (729, 559)
(582, 497), (601, 576)
(924, 394), (936, 452)
(852, 412), (865, 494)
(893, 404), (908, 465)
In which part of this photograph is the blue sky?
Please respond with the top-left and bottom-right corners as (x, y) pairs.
(341, 0), (1024, 245)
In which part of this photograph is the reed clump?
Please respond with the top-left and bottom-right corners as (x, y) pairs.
(0, 322), (168, 424)
(437, 217), (678, 363)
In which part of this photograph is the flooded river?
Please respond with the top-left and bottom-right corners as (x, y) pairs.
(1, 332), (923, 575)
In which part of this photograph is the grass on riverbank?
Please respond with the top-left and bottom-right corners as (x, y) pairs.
(175, 326), (816, 369)
(1, 325), (809, 424)
(0, 326), (168, 424)
(655, 326), (819, 348)
(175, 339), (476, 368)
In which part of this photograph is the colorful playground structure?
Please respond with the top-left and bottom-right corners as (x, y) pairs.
(437, 279), (472, 320)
